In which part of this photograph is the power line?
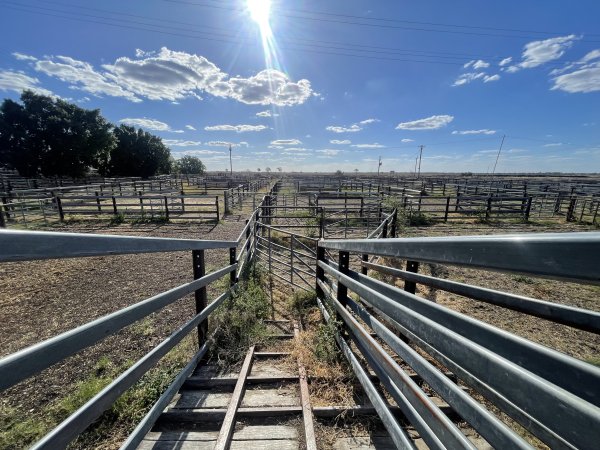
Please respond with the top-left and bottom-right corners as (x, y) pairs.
(4, 2), (594, 67)
(164, 0), (600, 41)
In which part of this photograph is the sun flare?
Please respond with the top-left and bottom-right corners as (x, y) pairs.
(247, 0), (272, 33)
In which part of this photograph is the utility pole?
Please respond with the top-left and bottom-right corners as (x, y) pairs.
(229, 144), (233, 178)
(491, 135), (506, 176)
(417, 145), (424, 179)
(377, 156), (382, 177)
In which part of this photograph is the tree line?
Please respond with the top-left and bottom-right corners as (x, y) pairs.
(0, 91), (205, 178)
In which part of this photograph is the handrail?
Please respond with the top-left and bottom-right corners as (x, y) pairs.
(0, 229), (237, 262)
(0, 264), (236, 392)
(320, 232), (600, 284)
(317, 230), (600, 449)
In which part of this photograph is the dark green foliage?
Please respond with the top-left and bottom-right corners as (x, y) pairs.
(0, 91), (114, 177)
(314, 319), (342, 364)
(211, 275), (271, 366)
(175, 155), (206, 174)
(100, 125), (171, 178)
(290, 290), (317, 317)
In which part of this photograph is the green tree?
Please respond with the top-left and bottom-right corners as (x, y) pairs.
(0, 91), (114, 177)
(100, 125), (171, 178)
(176, 155), (206, 174)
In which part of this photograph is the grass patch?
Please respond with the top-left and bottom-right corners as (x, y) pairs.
(585, 356), (600, 367)
(513, 275), (536, 284)
(131, 213), (169, 225)
(289, 290), (317, 318)
(109, 212), (126, 225)
(210, 267), (272, 367)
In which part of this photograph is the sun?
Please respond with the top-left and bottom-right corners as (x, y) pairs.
(247, 0), (272, 33)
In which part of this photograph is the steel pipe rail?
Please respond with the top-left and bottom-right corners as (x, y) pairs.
(317, 260), (600, 449)
(0, 264), (235, 392)
(361, 260), (600, 333)
(320, 232), (600, 284)
(33, 290), (230, 449)
(0, 229), (237, 262)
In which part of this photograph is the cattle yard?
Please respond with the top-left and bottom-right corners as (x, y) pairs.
(0, 171), (599, 450)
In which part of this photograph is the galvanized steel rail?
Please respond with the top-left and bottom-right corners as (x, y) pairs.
(316, 231), (600, 449)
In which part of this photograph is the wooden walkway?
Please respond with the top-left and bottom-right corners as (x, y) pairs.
(135, 320), (489, 450)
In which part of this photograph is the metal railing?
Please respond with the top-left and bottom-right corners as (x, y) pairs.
(0, 217), (260, 449)
(316, 232), (600, 449)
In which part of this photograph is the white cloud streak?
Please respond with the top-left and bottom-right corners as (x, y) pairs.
(204, 124), (268, 132)
(396, 115), (454, 130)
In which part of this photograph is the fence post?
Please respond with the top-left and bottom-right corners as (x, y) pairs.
(0, 202), (5, 228)
(524, 197), (533, 222)
(163, 196), (170, 220)
(486, 196), (492, 221)
(180, 190), (185, 213)
(337, 250), (350, 324)
(290, 235), (294, 290)
(230, 247), (237, 285)
(390, 209), (398, 237)
(319, 208), (324, 239)
(245, 218), (252, 263)
(93, 191), (101, 213)
(444, 196), (450, 222)
(138, 191), (144, 214)
(56, 196), (64, 221)
(192, 250), (207, 350)
(215, 196), (220, 221)
(404, 261), (419, 294)
(316, 244), (325, 298)
(567, 197), (577, 222)
(224, 190), (229, 214)
(112, 196), (118, 215)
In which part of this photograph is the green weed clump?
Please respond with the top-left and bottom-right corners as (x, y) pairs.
(314, 318), (342, 364)
(290, 290), (317, 317)
(210, 274), (272, 366)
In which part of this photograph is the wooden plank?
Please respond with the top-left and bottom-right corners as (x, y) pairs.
(170, 391), (232, 409)
(294, 322), (317, 450)
(157, 406), (303, 424)
(145, 425), (299, 442)
(250, 360), (296, 378)
(138, 439), (298, 450)
(214, 345), (255, 450)
(241, 386), (300, 407)
(184, 375), (299, 388)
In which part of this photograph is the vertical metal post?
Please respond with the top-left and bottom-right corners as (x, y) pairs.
(215, 196), (220, 221)
(391, 209), (398, 237)
(230, 247), (237, 286)
(164, 196), (169, 220)
(290, 235), (294, 290)
(404, 261), (419, 294)
(268, 226), (274, 319)
(192, 250), (207, 349)
(316, 245), (325, 298)
(361, 253), (368, 275)
(444, 196), (450, 222)
(337, 251), (350, 324)
(56, 196), (64, 222)
(525, 197), (533, 222)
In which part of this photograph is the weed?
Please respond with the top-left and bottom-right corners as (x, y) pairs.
(314, 318), (342, 364)
(408, 211), (432, 226)
(109, 212), (125, 225)
(131, 213), (169, 225)
(585, 356), (600, 367)
(290, 290), (317, 317)
(513, 275), (536, 284)
(210, 275), (272, 367)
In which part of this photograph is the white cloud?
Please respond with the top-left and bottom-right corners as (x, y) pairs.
(351, 143), (386, 148)
(464, 59), (490, 70)
(316, 149), (340, 156)
(36, 55), (141, 102)
(396, 115), (454, 130)
(119, 117), (183, 132)
(453, 72), (485, 86)
(543, 142), (563, 147)
(401, 138), (414, 143)
(256, 110), (279, 117)
(326, 118), (377, 133)
(204, 124), (268, 132)
(172, 149), (225, 156)
(163, 139), (203, 147)
(359, 118), (379, 125)
(185, 124), (196, 130)
(13, 52), (37, 61)
(271, 139), (302, 145)
(551, 50), (600, 93)
(483, 74), (500, 83)
(499, 57), (512, 67)
(507, 35), (579, 72)
(326, 124), (362, 133)
(205, 141), (245, 147)
(330, 139), (351, 144)
(22, 48), (313, 106)
(0, 70), (53, 96)
(452, 129), (496, 135)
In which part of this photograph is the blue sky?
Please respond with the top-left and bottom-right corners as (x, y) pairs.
(1, 0), (599, 173)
